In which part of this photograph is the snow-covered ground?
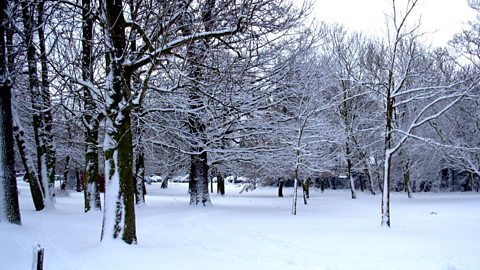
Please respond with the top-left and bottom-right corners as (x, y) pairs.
(1, 180), (480, 270)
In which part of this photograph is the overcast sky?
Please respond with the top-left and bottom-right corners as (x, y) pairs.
(309, 0), (477, 46)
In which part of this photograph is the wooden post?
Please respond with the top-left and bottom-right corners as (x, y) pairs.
(32, 243), (44, 270)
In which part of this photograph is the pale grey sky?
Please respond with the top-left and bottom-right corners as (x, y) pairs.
(309, 0), (477, 46)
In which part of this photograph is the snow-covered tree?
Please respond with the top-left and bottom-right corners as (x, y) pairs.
(0, 0), (21, 225)
(364, 0), (480, 227)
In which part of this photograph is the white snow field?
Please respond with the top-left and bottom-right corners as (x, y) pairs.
(1, 180), (480, 270)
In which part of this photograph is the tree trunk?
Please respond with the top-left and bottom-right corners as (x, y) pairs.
(100, 0), (136, 244)
(37, 0), (56, 199)
(82, 0), (101, 212)
(292, 178), (298, 215)
(210, 176), (214, 193)
(62, 155), (70, 191)
(189, 152), (211, 206)
(177, 0), (214, 206)
(21, 0), (53, 209)
(0, 0), (21, 223)
(75, 169), (81, 192)
(359, 174), (365, 192)
(304, 177), (310, 199)
(101, 114), (136, 244)
(364, 161), (376, 195)
(347, 157), (357, 199)
(12, 106), (44, 210)
(84, 126), (101, 212)
(216, 171), (225, 196)
(381, 91), (394, 227)
(468, 172), (474, 192)
(134, 151), (146, 205)
(403, 160), (412, 198)
(278, 178), (284, 197)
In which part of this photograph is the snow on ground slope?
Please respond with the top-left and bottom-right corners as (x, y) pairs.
(1, 180), (479, 270)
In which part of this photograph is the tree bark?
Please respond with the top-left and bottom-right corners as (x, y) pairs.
(134, 151), (146, 204)
(181, 0), (214, 207)
(381, 88), (394, 227)
(75, 169), (81, 192)
(0, 0), (21, 223)
(278, 178), (284, 197)
(363, 161), (376, 195)
(62, 155), (70, 191)
(216, 171), (225, 196)
(292, 178), (298, 215)
(403, 159), (412, 198)
(37, 0), (56, 198)
(12, 100), (44, 210)
(189, 151), (211, 206)
(100, 0), (136, 244)
(82, 0), (101, 212)
(20, 0), (53, 208)
(347, 157), (357, 199)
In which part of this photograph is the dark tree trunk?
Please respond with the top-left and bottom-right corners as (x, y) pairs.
(216, 172), (225, 196)
(381, 84), (394, 227)
(359, 174), (365, 192)
(303, 177), (310, 199)
(210, 176), (214, 193)
(37, 0), (56, 197)
(347, 157), (357, 199)
(13, 129), (44, 209)
(82, 0), (101, 212)
(84, 126), (101, 211)
(278, 179), (284, 197)
(0, 0), (21, 223)
(75, 169), (81, 192)
(12, 106), (44, 210)
(181, 0), (214, 206)
(21, 0), (52, 208)
(62, 155), (70, 191)
(189, 151), (211, 206)
(100, 0), (136, 244)
(134, 151), (146, 204)
(160, 178), (168, 189)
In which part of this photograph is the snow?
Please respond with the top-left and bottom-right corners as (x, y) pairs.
(101, 148), (121, 242)
(1, 180), (480, 270)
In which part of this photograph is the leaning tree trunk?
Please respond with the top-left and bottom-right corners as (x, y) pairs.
(363, 160), (376, 195)
(0, 1), (21, 223)
(12, 101), (44, 210)
(21, 0), (53, 209)
(100, 0), (136, 244)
